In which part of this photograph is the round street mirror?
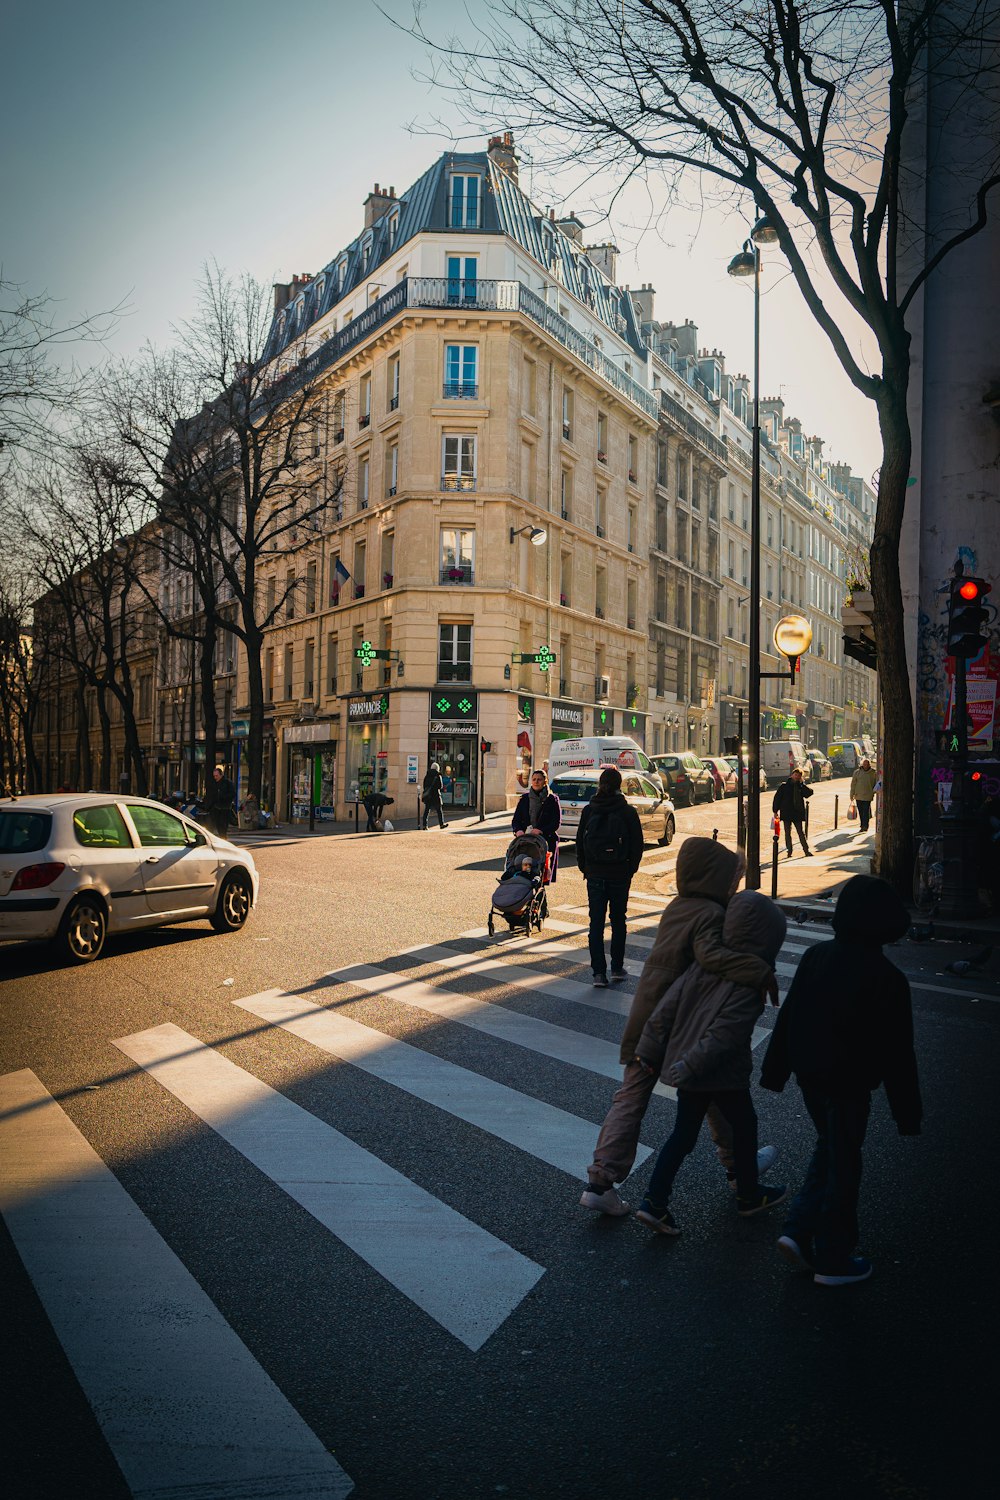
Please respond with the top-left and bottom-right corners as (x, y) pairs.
(773, 613), (814, 660)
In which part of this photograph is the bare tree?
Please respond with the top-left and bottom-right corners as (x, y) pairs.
(0, 276), (118, 471)
(104, 265), (342, 804)
(405, 0), (1000, 891)
(0, 561), (41, 793)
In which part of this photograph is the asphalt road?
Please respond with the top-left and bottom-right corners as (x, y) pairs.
(2, 794), (997, 1499)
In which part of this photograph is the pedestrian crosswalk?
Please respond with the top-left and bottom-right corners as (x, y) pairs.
(1, 905), (828, 1497)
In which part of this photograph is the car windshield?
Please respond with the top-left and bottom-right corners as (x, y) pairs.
(549, 780), (598, 803)
(0, 810), (51, 853)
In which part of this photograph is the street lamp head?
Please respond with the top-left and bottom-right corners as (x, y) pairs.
(751, 216), (779, 246)
(727, 249), (756, 279)
(510, 524), (548, 546)
(773, 613), (814, 660)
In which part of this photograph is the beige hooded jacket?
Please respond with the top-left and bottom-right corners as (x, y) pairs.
(617, 837), (773, 1064)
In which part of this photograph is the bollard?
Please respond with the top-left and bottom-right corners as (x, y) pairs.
(771, 816), (781, 899)
(834, 794), (839, 830)
(354, 800), (360, 833)
(417, 792), (422, 827)
(712, 827), (719, 841)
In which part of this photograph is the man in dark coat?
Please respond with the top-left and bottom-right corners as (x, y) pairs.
(202, 765), (236, 839)
(761, 874), (922, 1286)
(575, 766), (643, 987)
(772, 766), (813, 856)
(363, 790), (394, 832)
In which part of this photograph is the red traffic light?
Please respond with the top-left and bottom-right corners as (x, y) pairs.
(958, 579), (982, 601)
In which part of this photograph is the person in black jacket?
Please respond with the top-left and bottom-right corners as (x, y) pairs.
(420, 763), (446, 829)
(772, 766), (813, 856)
(760, 874), (922, 1286)
(576, 766), (643, 988)
(202, 765), (236, 839)
(512, 767), (562, 880)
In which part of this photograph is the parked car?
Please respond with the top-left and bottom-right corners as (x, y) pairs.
(827, 739), (866, 776)
(651, 752), (717, 806)
(548, 771), (675, 846)
(723, 756), (767, 792)
(547, 736), (666, 795)
(0, 793), (259, 964)
(761, 739), (812, 785)
(806, 748), (833, 781)
(702, 756), (739, 798)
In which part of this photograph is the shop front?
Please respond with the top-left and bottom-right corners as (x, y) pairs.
(550, 700), (584, 749)
(428, 688), (478, 809)
(346, 693), (390, 806)
(285, 720), (339, 824)
(515, 696), (534, 788)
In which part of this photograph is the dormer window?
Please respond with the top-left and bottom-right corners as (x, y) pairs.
(314, 275), (325, 303)
(388, 211), (399, 249)
(361, 236), (373, 273)
(336, 258), (348, 295)
(449, 173), (481, 228)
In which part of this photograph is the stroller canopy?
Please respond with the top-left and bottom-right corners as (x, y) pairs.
(505, 832), (548, 867)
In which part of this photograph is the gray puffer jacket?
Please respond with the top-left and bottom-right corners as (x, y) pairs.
(636, 891), (787, 1091)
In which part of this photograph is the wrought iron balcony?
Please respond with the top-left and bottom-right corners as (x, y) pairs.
(441, 474), (476, 492)
(442, 381), (479, 399)
(440, 566), (475, 585)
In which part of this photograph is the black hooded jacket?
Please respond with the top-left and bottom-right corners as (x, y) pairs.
(576, 789), (643, 882)
(760, 875), (922, 1132)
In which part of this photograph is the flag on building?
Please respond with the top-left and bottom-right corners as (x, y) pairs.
(331, 556), (351, 603)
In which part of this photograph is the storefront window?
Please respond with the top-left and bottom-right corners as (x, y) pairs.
(428, 734), (476, 808)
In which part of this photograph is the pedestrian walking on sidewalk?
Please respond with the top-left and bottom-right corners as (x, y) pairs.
(420, 764), (446, 829)
(579, 838), (779, 1217)
(202, 765), (236, 839)
(772, 767), (813, 856)
(633, 890), (789, 1235)
(512, 767), (562, 880)
(849, 758), (877, 832)
(760, 875), (922, 1286)
(575, 766), (643, 987)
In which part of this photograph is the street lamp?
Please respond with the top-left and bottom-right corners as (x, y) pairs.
(510, 524), (548, 545)
(728, 217), (777, 887)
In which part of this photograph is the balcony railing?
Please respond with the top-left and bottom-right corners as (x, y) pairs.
(659, 390), (728, 462)
(359, 412), (370, 429)
(440, 566), (475, 585)
(442, 381), (479, 399)
(441, 474), (476, 492)
(267, 276), (661, 422)
(436, 663), (473, 682)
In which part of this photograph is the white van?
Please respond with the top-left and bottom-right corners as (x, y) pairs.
(761, 739), (810, 784)
(547, 736), (665, 793)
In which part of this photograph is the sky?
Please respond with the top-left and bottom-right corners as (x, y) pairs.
(2, 0), (882, 483)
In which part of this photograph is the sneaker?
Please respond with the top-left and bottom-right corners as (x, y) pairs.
(777, 1234), (815, 1271)
(736, 1183), (789, 1217)
(593, 973), (610, 988)
(814, 1256), (873, 1286)
(609, 969), (628, 983)
(727, 1145), (779, 1191)
(635, 1199), (681, 1237)
(579, 1184), (630, 1216)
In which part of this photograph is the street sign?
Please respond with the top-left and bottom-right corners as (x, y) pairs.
(513, 646), (557, 671)
(354, 639), (393, 665)
(406, 753), (419, 784)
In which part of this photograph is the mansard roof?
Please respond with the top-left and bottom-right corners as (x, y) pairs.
(263, 150), (647, 361)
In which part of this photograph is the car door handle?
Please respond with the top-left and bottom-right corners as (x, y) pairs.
(144, 855), (160, 864)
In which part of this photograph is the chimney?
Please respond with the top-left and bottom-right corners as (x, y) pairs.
(630, 282), (656, 325)
(364, 182), (397, 229)
(273, 282), (293, 314)
(487, 130), (519, 184)
(557, 211), (585, 244)
(585, 241), (619, 283)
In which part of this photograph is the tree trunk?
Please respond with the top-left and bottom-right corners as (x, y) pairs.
(871, 371), (915, 897)
(96, 690), (113, 791)
(74, 680), (91, 790)
(200, 628), (218, 779)
(244, 624), (265, 804)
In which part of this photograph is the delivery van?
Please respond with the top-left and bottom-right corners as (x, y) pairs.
(827, 739), (865, 776)
(761, 739), (810, 784)
(547, 736), (664, 792)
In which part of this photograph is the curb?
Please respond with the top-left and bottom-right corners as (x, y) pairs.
(774, 895), (1000, 946)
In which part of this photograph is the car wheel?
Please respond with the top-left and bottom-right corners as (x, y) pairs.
(687, 785), (696, 808)
(708, 781), (717, 802)
(211, 871), (252, 933)
(57, 893), (107, 964)
(659, 815), (675, 847)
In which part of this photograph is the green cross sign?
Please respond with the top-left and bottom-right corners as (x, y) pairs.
(458, 697), (473, 715)
(535, 644), (555, 672)
(355, 640), (376, 667)
(436, 696), (452, 715)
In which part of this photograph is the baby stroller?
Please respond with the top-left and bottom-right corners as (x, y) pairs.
(488, 831), (551, 936)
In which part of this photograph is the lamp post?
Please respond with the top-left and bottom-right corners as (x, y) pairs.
(728, 218), (778, 888)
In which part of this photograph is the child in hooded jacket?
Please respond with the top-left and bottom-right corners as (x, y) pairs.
(761, 874), (922, 1286)
(632, 890), (790, 1235)
(580, 837), (779, 1216)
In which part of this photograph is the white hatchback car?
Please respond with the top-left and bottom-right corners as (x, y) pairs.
(0, 793), (260, 964)
(549, 771), (675, 846)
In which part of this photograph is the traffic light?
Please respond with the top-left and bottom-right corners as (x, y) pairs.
(947, 575), (990, 658)
(480, 740), (492, 754)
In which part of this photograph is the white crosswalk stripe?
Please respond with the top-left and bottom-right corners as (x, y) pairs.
(113, 1022), (544, 1354)
(0, 1067), (354, 1499)
(5, 894), (986, 1497)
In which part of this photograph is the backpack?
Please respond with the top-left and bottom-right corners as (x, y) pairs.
(582, 802), (629, 869)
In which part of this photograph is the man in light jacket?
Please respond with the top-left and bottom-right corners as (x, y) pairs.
(850, 758), (878, 832)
